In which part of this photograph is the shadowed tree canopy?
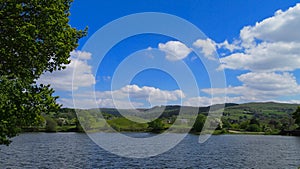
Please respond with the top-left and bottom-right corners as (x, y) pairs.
(148, 119), (165, 132)
(192, 114), (206, 132)
(0, 0), (86, 145)
(292, 106), (300, 128)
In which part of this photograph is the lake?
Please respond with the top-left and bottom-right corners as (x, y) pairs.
(1, 133), (300, 168)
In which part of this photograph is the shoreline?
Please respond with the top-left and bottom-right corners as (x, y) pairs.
(20, 129), (300, 136)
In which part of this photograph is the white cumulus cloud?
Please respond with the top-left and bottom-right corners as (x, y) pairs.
(193, 38), (217, 60)
(71, 85), (185, 109)
(220, 3), (300, 72)
(70, 50), (92, 60)
(158, 41), (192, 61)
(240, 3), (300, 46)
(219, 41), (300, 72)
(102, 85), (185, 107)
(38, 50), (95, 91)
(202, 72), (300, 102)
(217, 40), (241, 52)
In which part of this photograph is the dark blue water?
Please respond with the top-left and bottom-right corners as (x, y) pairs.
(1, 133), (300, 168)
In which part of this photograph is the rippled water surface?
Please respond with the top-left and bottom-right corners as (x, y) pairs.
(1, 133), (300, 168)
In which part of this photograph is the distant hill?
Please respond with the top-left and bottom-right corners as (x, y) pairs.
(224, 102), (298, 115)
(51, 102), (299, 134)
(72, 102), (298, 118)
(93, 103), (238, 118)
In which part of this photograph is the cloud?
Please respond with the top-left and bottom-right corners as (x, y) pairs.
(193, 38), (217, 60)
(102, 85), (185, 106)
(237, 72), (298, 92)
(202, 72), (300, 102)
(217, 40), (241, 52)
(158, 41), (192, 61)
(183, 96), (240, 107)
(59, 98), (96, 109)
(219, 3), (300, 72)
(192, 38), (241, 60)
(70, 50), (92, 60)
(59, 97), (145, 109)
(96, 98), (144, 109)
(38, 50), (95, 91)
(240, 3), (300, 46)
(219, 41), (300, 72)
(71, 85), (185, 108)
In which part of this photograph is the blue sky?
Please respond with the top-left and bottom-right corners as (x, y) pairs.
(38, 0), (300, 108)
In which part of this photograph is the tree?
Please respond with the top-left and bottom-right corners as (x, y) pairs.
(0, 0), (86, 145)
(246, 124), (261, 132)
(148, 119), (165, 132)
(292, 106), (300, 129)
(221, 118), (231, 129)
(192, 114), (206, 132)
(239, 120), (250, 130)
(268, 119), (280, 129)
(45, 117), (57, 132)
(250, 118), (260, 126)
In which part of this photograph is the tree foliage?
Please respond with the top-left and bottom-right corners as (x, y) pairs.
(192, 114), (206, 132)
(45, 116), (57, 132)
(148, 119), (165, 132)
(250, 118), (260, 126)
(246, 124), (261, 132)
(292, 106), (300, 128)
(0, 0), (86, 145)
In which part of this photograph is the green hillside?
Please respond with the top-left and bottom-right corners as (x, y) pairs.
(223, 102), (298, 122)
(26, 102), (299, 135)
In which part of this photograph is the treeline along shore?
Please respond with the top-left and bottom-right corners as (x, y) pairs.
(22, 102), (300, 136)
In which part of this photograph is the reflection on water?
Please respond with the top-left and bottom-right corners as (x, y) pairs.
(1, 133), (300, 168)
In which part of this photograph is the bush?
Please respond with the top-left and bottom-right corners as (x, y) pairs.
(246, 124), (261, 132)
(45, 117), (57, 132)
(250, 118), (260, 125)
(240, 121), (250, 129)
(148, 119), (165, 132)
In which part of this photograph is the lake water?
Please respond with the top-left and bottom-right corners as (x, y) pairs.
(0, 133), (300, 169)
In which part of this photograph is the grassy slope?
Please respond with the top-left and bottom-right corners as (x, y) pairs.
(107, 117), (149, 132)
(223, 102), (298, 120)
(41, 102), (299, 133)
